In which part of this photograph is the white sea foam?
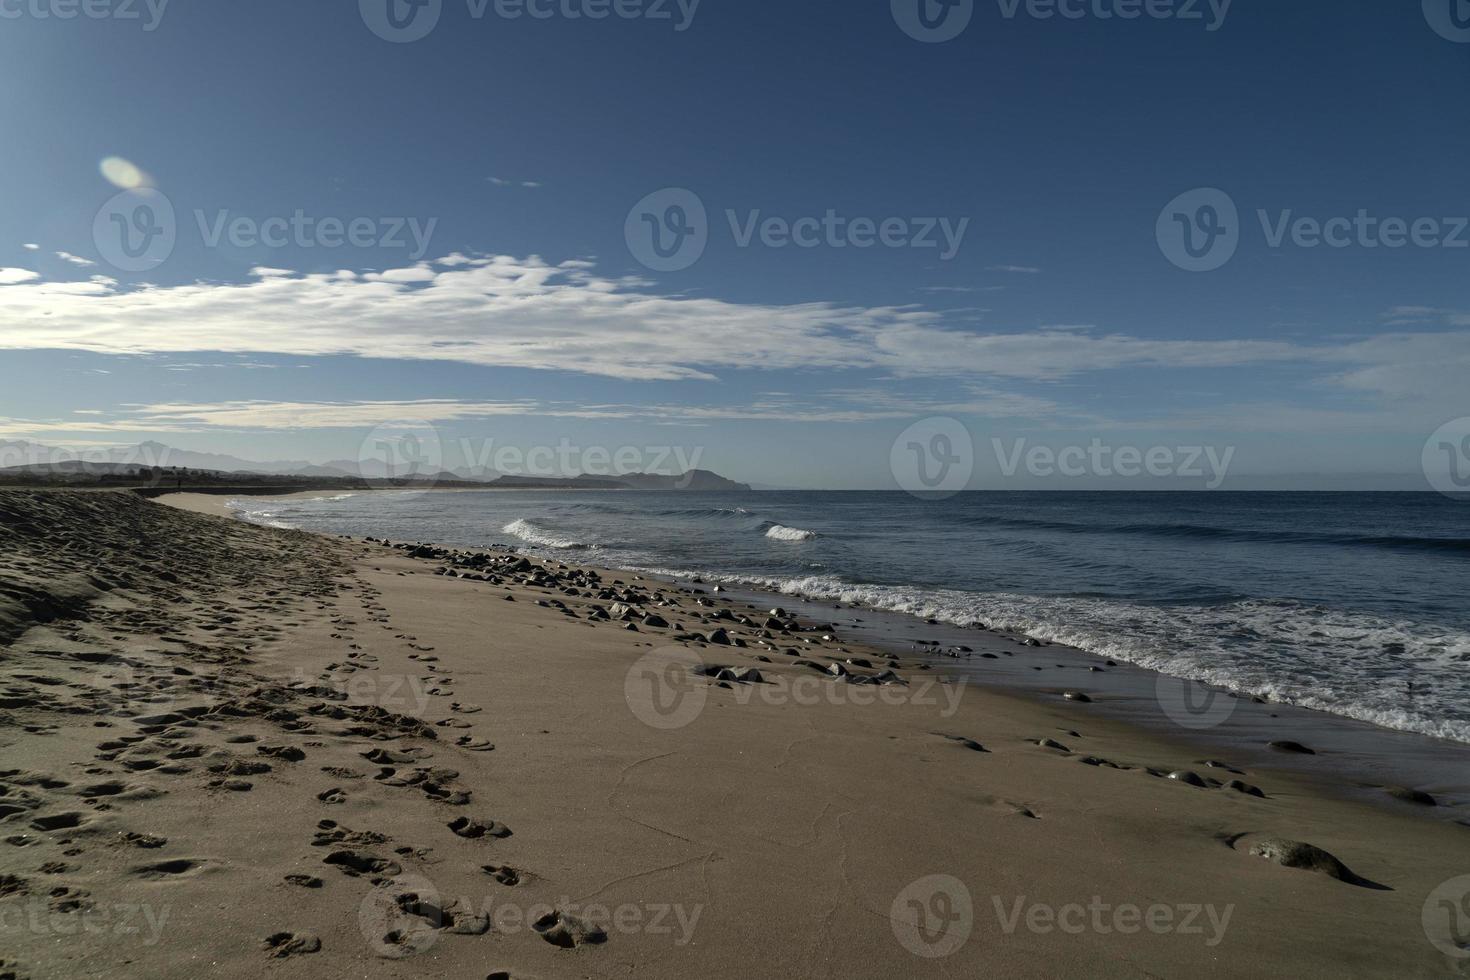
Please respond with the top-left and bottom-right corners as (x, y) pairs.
(620, 566), (1470, 745)
(765, 524), (818, 541)
(502, 518), (591, 550)
(228, 500), (297, 530)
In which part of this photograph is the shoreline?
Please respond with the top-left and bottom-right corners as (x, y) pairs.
(202, 488), (1470, 816)
(3, 488), (1466, 977)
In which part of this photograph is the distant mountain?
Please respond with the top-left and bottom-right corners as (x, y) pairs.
(488, 470), (751, 491)
(0, 440), (751, 491)
(0, 439), (319, 476)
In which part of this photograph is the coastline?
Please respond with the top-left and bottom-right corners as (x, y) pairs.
(211, 488), (1470, 814)
(1, 488), (1466, 977)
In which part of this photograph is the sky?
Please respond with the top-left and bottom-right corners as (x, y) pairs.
(1, 0), (1469, 490)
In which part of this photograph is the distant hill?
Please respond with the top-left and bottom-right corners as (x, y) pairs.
(0, 440), (751, 492)
(489, 470), (750, 491)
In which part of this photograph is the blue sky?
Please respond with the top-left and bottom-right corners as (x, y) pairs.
(2, 0), (1469, 489)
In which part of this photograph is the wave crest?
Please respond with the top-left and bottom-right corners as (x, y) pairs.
(765, 524), (818, 541)
(502, 518), (591, 550)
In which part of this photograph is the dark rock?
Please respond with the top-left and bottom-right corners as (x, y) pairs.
(1385, 786), (1436, 806)
(1267, 740), (1315, 755)
(1223, 779), (1265, 798)
(1247, 838), (1379, 887)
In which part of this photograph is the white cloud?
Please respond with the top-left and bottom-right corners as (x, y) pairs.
(120, 399), (539, 430)
(55, 251), (96, 267)
(0, 254), (1331, 383)
(22, 243), (39, 251)
(987, 264), (1042, 274)
(0, 256), (1465, 429)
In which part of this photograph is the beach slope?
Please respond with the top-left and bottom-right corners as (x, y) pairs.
(0, 489), (1464, 978)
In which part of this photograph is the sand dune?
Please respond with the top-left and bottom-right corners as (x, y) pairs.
(0, 489), (1464, 978)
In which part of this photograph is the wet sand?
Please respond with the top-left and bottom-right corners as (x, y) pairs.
(0, 488), (1466, 978)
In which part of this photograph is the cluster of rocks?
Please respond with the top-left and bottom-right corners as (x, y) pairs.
(374, 539), (921, 688)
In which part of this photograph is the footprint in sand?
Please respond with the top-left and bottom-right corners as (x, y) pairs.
(284, 874), (323, 888)
(480, 864), (527, 886)
(454, 736), (495, 752)
(29, 812), (86, 832)
(532, 909), (607, 948)
(131, 858), (208, 880)
(447, 817), (512, 840)
(116, 831), (167, 848)
(263, 932), (321, 958)
(323, 850), (402, 879)
(931, 733), (988, 753)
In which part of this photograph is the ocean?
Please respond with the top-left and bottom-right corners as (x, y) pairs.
(234, 490), (1470, 746)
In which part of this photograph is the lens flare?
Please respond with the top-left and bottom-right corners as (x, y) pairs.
(99, 156), (150, 189)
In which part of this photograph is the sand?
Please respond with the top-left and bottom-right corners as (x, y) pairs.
(0, 488), (1466, 979)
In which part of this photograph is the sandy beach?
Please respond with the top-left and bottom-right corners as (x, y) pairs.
(0, 488), (1466, 979)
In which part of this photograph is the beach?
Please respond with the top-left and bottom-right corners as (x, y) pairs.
(0, 488), (1466, 978)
